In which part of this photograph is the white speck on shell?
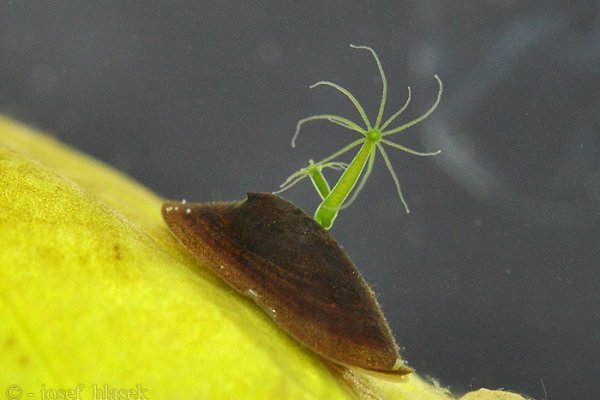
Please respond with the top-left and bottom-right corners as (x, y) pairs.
(245, 289), (277, 321)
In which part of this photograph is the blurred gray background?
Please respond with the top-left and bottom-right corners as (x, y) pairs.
(1, 2), (599, 399)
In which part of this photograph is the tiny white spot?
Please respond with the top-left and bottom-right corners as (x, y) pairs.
(181, 199), (187, 204)
(185, 208), (192, 214)
(219, 265), (225, 270)
(245, 289), (277, 320)
(174, 206), (179, 211)
(165, 206), (174, 212)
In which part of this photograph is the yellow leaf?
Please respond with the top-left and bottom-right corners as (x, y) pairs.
(0, 115), (525, 400)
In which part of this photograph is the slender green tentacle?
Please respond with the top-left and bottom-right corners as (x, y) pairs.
(314, 138), (365, 165)
(380, 86), (411, 131)
(377, 144), (409, 213)
(310, 80), (372, 130)
(381, 139), (441, 157)
(381, 75), (443, 136)
(350, 45), (387, 130)
(292, 114), (364, 148)
(274, 160), (348, 195)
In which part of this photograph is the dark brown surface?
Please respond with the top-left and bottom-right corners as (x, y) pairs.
(162, 193), (411, 374)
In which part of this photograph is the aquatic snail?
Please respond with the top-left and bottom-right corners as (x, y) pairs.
(162, 193), (411, 374)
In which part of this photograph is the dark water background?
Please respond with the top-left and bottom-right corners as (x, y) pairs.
(1, 2), (599, 399)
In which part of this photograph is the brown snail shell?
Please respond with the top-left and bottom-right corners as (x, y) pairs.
(162, 192), (411, 375)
